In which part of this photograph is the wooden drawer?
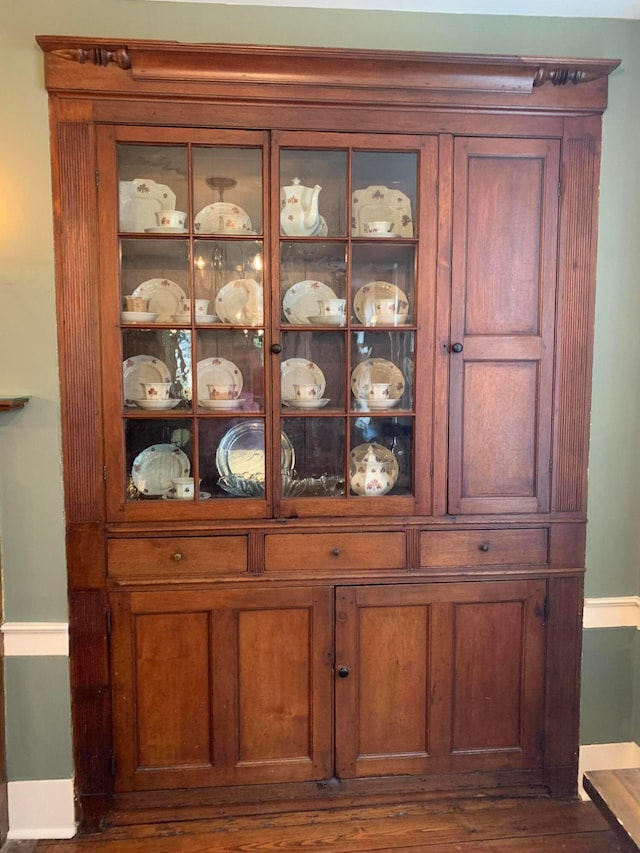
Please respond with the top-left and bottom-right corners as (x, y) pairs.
(419, 528), (548, 568)
(265, 532), (405, 572)
(108, 536), (248, 579)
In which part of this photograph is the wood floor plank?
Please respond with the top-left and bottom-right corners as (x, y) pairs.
(584, 769), (640, 852)
(32, 797), (621, 853)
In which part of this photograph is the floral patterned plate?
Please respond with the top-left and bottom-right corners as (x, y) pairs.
(282, 280), (337, 325)
(131, 444), (190, 496)
(131, 279), (187, 323)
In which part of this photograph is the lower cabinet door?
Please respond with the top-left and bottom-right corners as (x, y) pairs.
(335, 580), (546, 778)
(110, 586), (334, 791)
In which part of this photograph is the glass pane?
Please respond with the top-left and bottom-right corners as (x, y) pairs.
(192, 147), (263, 235)
(122, 329), (192, 410)
(200, 418), (291, 499)
(195, 329), (264, 413)
(280, 149), (347, 237)
(281, 331), (346, 411)
(350, 416), (413, 497)
(125, 418), (194, 501)
(282, 417), (346, 491)
(118, 144), (189, 233)
(351, 243), (415, 326)
(352, 151), (418, 237)
(350, 330), (414, 412)
(280, 241), (347, 326)
(121, 239), (190, 324)
(194, 239), (264, 325)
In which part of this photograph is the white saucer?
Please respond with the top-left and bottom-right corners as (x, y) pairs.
(199, 398), (242, 410)
(121, 311), (159, 324)
(363, 232), (402, 239)
(195, 314), (219, 324)
(172, 313), (191, 324)
(282, 398), (330, 410)
(162, 491), (211, 500)
(134, 399), (181, 411)
(145, 226), (188, 234)
(307, 315), (346, 326)
(211, 229), (257, 236)
(355, 397), (401, 410)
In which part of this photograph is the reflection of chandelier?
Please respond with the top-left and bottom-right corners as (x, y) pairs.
(206, 175), (237, 201)
(193, 240), (264, 302)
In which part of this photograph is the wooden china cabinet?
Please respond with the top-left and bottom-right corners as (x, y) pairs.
(37, 36), (619, 831)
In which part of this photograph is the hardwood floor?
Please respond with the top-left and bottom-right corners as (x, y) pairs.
(7, 796), (622, 852)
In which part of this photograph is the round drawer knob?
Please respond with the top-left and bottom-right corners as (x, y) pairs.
(337, 665), (350, 678)
(173, 552), (183, 561)
(270, 343), (282, 354)
(479, 543), (490, 552)
(332, 548), (341, 557)
(451, 342), (464, 353)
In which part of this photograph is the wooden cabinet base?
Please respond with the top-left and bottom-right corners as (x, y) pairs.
(107, 769), (547, 827)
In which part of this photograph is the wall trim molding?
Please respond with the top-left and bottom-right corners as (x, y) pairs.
(1, 622), (69, 656)
(0, 598), (637, 657)
(583, 596), (640, 629)
(7, 779), (75, 839)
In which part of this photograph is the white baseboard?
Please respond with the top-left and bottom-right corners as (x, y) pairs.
(4, 747), (639, 835)
(583, 596), (640, 629)
(7, 778), (76, 839)
(578, 741), (640, 800)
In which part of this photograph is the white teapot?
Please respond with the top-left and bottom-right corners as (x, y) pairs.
(280, 177), (322, 236)
(349, 443), (397, 496)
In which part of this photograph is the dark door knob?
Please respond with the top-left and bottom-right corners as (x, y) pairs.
(451, 342), (464, 353)
(337, 665), (350, 678)
(270, 343), (282, 354)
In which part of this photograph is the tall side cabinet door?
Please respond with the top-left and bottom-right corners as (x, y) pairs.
(110, 587), (333, 791)
(448, 138), (560, 515)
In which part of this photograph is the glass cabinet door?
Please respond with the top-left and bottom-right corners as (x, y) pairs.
(275, 137), (436, 515)
(102, 129), (435, 519)
(104, 131), (270, 518)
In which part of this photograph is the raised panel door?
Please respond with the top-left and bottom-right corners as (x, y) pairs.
(334, 580), (545, 779)
(448, 137), (560, 515)
(110, 586), (333, 791)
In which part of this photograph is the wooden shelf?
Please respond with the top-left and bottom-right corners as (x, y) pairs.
(0, 397), (29, 412)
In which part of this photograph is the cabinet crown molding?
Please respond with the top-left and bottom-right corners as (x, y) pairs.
(36, 36), (620, 112)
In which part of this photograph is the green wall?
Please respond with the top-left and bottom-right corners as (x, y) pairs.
(1, 1), (639, 782)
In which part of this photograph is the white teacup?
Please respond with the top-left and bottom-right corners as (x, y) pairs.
(172, 477), (201, 500)
(318, 298), (346, 317)
(365, 220), (393, 234)
(293, 383), (322, 401)
(208, 383), (238, 401)
(364, 382), (391, 401)
(124, 295), (150, 312)
(181, 298), (210, 316)
(375, 298), (400, 321)
(222, 213), (246, 232)
(140, 382), (172, 400)
(156, 209), (187, 229)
